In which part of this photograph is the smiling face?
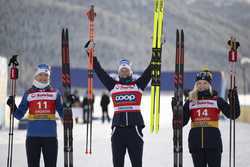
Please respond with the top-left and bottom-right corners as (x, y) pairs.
(35, 73), (49, 83)
(118, 67), (131, 78)
(196, 80), (210, 92)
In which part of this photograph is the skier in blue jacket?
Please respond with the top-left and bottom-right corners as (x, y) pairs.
(7, 64), (63, 167)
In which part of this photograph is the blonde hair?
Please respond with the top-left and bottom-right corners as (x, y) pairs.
(188, 82), (213, 101)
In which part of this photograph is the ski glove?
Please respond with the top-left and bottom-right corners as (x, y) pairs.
(64, 94), (78, 107)
(171, 97), (177, 111)
(228, 87), (238, 104)
(7, 96), (17, 112)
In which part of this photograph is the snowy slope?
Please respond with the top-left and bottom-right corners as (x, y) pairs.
(1, 95), (250, 167)
(0, 0), (250, 94)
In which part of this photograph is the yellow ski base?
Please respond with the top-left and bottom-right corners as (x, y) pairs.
(150, 86), (156, 133)
(155, 86), (160, 133)
(150, 0), (165, 134)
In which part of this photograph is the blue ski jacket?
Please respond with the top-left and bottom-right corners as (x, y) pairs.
(13, 86), (64, 137)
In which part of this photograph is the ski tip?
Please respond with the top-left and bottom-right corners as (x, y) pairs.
(176, 29), (179, 40)
(66, 28), (69, 39)
(149, 127), (154, 134)
(85, 150), (92, 155)
(62, 28), (65, 42)
(62, 29), (64, 39)
(181, 30), (184, 44)
(86, 5), (96, 20)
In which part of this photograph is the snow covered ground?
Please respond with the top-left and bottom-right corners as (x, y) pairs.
(0, 95), (250, 167)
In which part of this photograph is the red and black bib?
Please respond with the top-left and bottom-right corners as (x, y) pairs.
(111, 82), (142, 114)
(27, 88), (57, 120)
(189, 97), (220, 128)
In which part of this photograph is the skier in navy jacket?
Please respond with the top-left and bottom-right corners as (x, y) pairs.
(94, 56), (152, 167)
(172, 69), (240, 167)
(7, 64), (63, 167)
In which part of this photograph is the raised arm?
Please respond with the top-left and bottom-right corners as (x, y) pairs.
(93, 56), (116, 91)
(136, 63), (152, 90)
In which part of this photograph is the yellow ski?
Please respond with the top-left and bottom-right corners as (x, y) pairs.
(150, 0), (165, 133)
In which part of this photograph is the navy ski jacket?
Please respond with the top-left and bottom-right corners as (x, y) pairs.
(183, 90), (240, 153)
(93, 56), (152, 128)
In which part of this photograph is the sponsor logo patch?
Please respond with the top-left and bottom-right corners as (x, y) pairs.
(115, 94), (136, 102)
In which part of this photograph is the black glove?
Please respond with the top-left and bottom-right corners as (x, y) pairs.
(171, 97), (177, 111)
(7, 96), (17, 112)
(64, 94), (77, 107)
(228, 87), (238, 103)
(70, 94), (77, 103)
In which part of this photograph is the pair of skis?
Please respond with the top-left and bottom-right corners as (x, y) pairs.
(227, 37), (240, 167)
(61, 28), (73, 167)
(6, 55), (19, 167)
(61, 6), (95, 158)
(150, 0), (165, 134)
(84, 5), (96, 155)
(173, 29), (184, 167)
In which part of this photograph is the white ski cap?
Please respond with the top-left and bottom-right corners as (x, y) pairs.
(118, 59), (132, 76)
(34, 64), (51, 77)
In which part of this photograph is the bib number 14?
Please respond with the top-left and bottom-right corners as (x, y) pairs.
(197, 109), (208, 117)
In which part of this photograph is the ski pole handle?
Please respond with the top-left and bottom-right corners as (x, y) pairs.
(9, 55), (19, 80)
(228, 50), (238, 62)
(10, 67), (18, 80)
(228, 38), (240, 62)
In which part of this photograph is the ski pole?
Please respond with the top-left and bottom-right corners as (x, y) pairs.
(85, 101), (89, 154)
(7, 55), (19, 167)
(84, 44), (90, 154)
(85, 5), (96, 155)
(89, 99), (93, 154)
(228, 37), (239, 167)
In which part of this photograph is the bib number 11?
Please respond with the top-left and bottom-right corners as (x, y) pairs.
(37, 101), (48, 109)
